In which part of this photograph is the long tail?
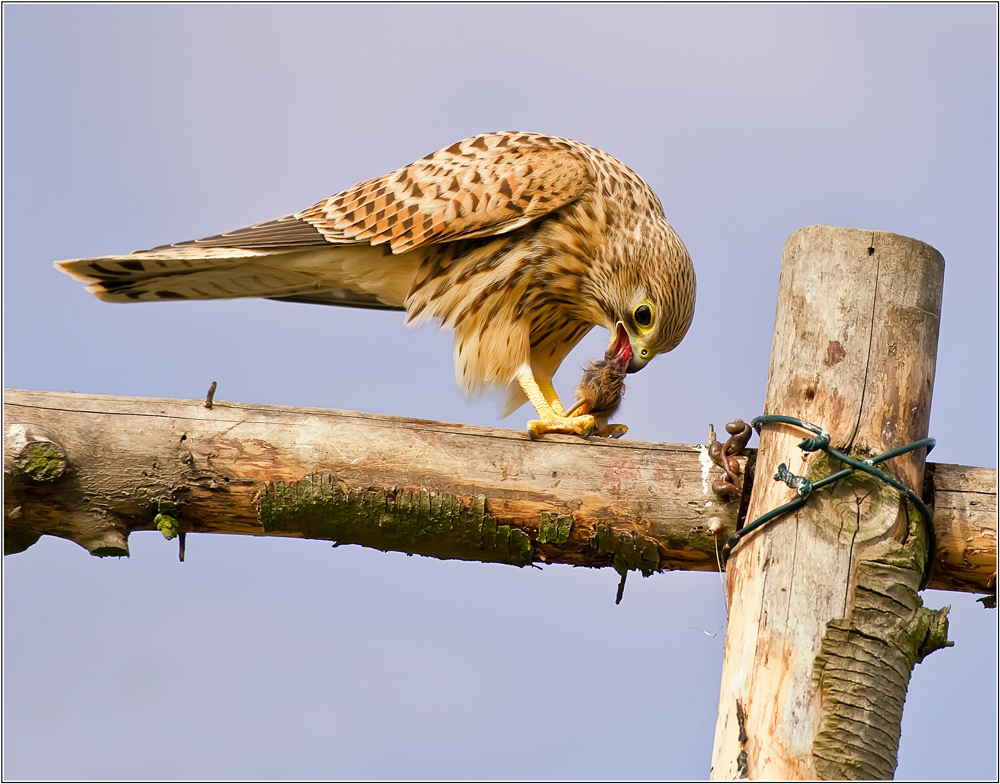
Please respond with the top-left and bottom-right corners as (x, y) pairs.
(54, 244), (420, 311)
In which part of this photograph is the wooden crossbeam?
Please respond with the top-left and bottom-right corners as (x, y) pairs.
(4, 387), (994, 596)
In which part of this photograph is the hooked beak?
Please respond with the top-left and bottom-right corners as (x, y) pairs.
(607, 322), (643, 374)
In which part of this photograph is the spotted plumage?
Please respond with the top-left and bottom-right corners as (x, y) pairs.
(55, 131), (696, 435)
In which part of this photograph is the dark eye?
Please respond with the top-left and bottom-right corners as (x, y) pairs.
(634, 304), (652, 328)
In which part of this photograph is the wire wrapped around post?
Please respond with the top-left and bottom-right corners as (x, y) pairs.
(722, 414), (936, 588)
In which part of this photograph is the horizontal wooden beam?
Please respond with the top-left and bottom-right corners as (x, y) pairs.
(924, 462), (996, 594)
(3, 389), (995, 595)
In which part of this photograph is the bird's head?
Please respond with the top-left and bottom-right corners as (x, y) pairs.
(604, 245), (697, 374)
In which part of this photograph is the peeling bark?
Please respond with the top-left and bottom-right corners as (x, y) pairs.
(711, 226), (969, 780)
(812, 498), (953, 779)
(3, 388), (744, 576)
(3, 389), (993, 598)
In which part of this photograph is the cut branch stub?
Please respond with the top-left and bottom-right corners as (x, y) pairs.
(4, 423), (70, 555)
(1, 388), (993, 596)
(4, 423), (69, 483)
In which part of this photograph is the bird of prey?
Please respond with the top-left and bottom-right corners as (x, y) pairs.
(55, 131), (696, 437)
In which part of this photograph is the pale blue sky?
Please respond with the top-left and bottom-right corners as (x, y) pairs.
(3, 4), (997, 779)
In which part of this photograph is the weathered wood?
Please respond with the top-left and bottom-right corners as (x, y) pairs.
(710, 226), (961, 780)
(2, 388), (741, 573)
(925, 463), (997, 594)
(3, 388), (994, 596)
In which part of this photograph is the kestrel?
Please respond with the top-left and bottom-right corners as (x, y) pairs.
(55, 131), (696, 437)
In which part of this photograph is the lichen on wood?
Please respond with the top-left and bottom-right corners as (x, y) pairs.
(5, 424), (68, 483)
(155, 501), (181, 540)
(3, 390), (992, 594)
(259, 474), (533, 566)
(711, 226), (955, 779)
(20, 443), (67, 482)
(590, 524), (661, 577)
(537, 512), (573, 545)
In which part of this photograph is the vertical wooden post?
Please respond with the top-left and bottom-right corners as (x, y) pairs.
(710, 226), (953, 779)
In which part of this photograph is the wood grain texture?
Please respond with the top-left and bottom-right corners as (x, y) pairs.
(3, 388), (992, 591)
(709, 226), (963, 780)
(925, 463), (996, 593)
(3, 388), (739, 572)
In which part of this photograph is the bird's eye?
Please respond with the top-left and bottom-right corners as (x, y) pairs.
(634, 303), (654, 329)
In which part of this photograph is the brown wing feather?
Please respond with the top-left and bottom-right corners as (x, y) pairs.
(53, 132), (599, 316)
(267, 291), (404, 311)
(145, 214), (330, 251)
(295, 131), (592, 253)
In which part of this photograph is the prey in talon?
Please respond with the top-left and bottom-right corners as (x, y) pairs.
(569, 356), (628, 438)
(528, 323), (631, 439)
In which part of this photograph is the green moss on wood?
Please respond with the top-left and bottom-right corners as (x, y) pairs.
(537, 513), (573, 545)
(21, 443), (67, 482)
(155, 501), (180, 540)
(259, 474), (533, 567)
(591, 524), (660, 577)
(804, 451), (840, 483)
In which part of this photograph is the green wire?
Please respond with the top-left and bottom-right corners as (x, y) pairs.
(722, 415), (936, 589)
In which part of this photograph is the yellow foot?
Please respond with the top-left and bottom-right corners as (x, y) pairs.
(595, 423), (629, 439)
(527, 414), (597, 439)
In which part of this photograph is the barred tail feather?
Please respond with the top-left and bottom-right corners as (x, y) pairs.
(54, 245), (420, 311)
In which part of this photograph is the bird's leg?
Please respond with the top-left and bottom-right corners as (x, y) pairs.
(516, 367), (596, 438)
(536, 378), (569, 417)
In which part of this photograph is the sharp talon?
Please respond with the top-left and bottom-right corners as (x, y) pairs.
(591, 422), (628, 438)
